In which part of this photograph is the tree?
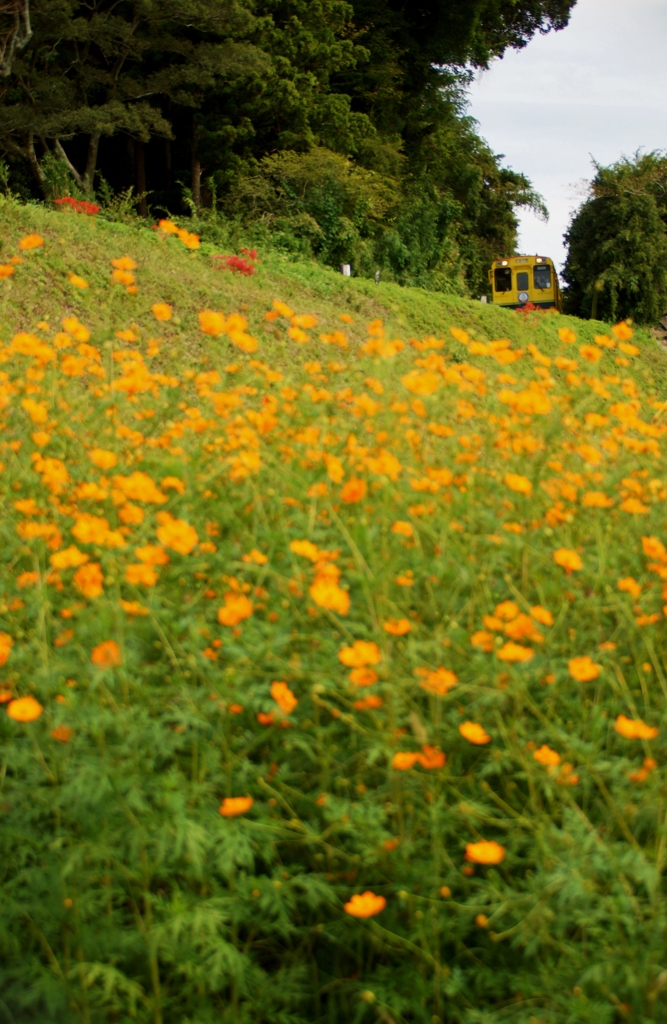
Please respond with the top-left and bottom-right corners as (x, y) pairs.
(563, 153), (667, 325)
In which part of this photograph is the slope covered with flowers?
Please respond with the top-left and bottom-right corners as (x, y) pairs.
(2, 222), (667, 1024)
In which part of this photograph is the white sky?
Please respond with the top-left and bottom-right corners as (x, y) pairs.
(467, 0), (667, 274)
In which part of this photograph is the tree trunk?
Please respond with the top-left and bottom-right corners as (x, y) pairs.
(82, 131), (100, 194)
(25, 134), (45, 192)
(191, 124), (201, 210)
(135, 140), (147, 217)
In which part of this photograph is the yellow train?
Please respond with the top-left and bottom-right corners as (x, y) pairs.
(488, 255), (562, 311)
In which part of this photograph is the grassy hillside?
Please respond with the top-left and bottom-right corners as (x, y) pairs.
(2, 197), (665, 385)
(3, 199), (667, 1024)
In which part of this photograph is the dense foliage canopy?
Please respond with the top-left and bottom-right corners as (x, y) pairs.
(563, 152), (667, 326)
(0, 0), (574, 292)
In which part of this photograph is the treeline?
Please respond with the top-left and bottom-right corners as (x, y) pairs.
(564, 152), (667, 326)
(0, 0), (575, 293)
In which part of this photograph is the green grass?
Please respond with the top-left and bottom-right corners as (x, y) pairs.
(2, 197), (664, 384)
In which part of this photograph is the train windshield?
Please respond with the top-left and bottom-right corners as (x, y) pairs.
(494, 267), (512, 292)
(516, 271), (529, 291)
(534, 265), (552, 290)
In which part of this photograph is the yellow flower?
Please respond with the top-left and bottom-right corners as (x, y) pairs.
(219, 796), (253, 817)
(338, 641), (381, 667)
(401, 370), (440, 396)
(533, 745), (560, 766)
(614, 715), (658, 740)
(568, 656), (600, 682)
(73, 562), (104, 598)
(270, 681), (298, 714)
(310, 575), (350, 615)
(125, 564), (158, 586)
(496, 642), (533, 663)
(151, 302), (172, 321)
(198, 310), (226, 336)
(383, 618), (411, 635)
(0, 632), (14, 666)
(618, 577), (641, 599)
(19, 233), (44, 250)
(7, 695), (43, 722)
(504, 473), (532, 496)
(50, 546), (89, 569)
(465, 841), (505, 865)
(554, 548), (582, 573)
(156, 512), (199, 555)
(391, 521), (413, 537)
(217, 593), (253, 626)
(343, 892), (386, 918)
(416, 667), (457, 695)
(459, 721), (491, 745)
(242, 549), (268, 565)
(68, 273), (88, 289)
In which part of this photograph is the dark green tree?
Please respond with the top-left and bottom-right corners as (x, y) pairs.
(563, 153), (667, 325)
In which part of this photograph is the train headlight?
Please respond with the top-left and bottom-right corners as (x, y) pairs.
(518, 291), (529, 304)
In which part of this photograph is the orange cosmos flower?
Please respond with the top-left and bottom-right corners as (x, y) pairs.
(504, 614), (543, 644)
(156, 512), (198, 554)
(91, 640), (121, 667)
(465, 840), (505, 865)
(419, 745), (446, 769)
(135, 545), (170, 566)
(0, 632), (14, 666)
(344, 892), (386, 918)
(401, 370), (440, 396)
(338, 641), (381, 667)
(273, 300), (294, 318)
(290, 539), (321, 561)
(7, 695), (43, 722)
(0, 690), (12, 703)
(310, 575), (350, 615)
(19, 233), (44, 250)
(392, 751), (421, 769)
(618, 577), (641, 599)
(341, 478), (367, 503)
(459, 721), (491, 745)
(533, 745), (560, 766)
(111, 256), (137, 271)
(242, 549), (268, 565)
(496, 642), (533, 663)
(68, 273), (88, 289)
(530, 605), (553, 626)
(21, 398), (48, 423)
(125, 564), (158, 586)
(219, 796), (254, 817)
(504, 473), (532, 496)
(471, 630), (494, 652)
(354, 695), (383, 710)
(158, 218), (180, 235)
(494, 601), (519, 621)
(161, 476), (185, 494)
(349, 667), (379, 687)
(557, 327), (576, 344)
(614, 715), (659, 740)
(391, 521), (413, 537)
(628, 757), (657, 782)
(554, 548), (582, 573)
(642, 536), (667, 561)
(114, 472), (166, 504)
(50, 546), (89, 569)
(112, 269), (135, 286)
(121, 600), (149, 616)
(620, 497), (648, 514)
(416, 667), (458, 695)
(383, 618), (411, 635)
(611, 321), (633, 341)
(151, 302), (172, 322)
(72, 513), (112, 545)
(0, 264), (15, 278)
(51, 725), (73, 743)
(73, 562), (104, 598)
(568, 656), (600, 682)
(271, 681), (298, 715)
(198, 310), (226, 336)
(217, 593), (253, 626)
(17, 571), (39, 589)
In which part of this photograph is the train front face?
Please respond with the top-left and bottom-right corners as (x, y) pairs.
(489, 256), (560, 310)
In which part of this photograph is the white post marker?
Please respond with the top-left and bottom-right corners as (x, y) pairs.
(341, 264), (351, 277)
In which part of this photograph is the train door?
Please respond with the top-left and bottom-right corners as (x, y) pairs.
(516, 268), (530, 305)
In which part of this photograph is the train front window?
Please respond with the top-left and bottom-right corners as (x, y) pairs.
(516, 271), (529, 291)
(534, 265), (551, 290)
(494, 267), (512, 292)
